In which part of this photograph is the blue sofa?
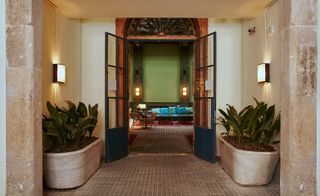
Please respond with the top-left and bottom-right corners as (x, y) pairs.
(151, 106), (193, 123)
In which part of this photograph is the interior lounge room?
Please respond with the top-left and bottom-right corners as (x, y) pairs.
(0, 0), (319, 195)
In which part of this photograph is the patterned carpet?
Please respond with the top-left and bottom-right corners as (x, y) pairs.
(45, 154), (280, 196)
(129, 125), (193, 154)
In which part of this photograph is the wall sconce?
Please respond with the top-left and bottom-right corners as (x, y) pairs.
(53, 64), (66, 83)
(182, 86), (188, 97)
(134, 69), (142, 97)
(135, 87), (141, 97)
(257, 63), (270, 83)
(180, 69), (188, 98)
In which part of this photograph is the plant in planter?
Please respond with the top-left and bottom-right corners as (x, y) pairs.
(43, 101), (101, 189)
(217, 98), (280, 185)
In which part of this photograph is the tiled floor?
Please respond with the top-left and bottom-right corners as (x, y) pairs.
(45, 126), (280, 196)
(45, 154), (280, 196)
(130, 125), (193, 153)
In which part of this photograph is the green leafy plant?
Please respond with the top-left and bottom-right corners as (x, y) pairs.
(218, 105), (253, 144)
(43, 101), (99, 151)
(246, 98), (280, 145)
(217, 98), (280, 147)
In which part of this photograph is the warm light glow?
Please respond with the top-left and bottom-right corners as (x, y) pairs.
(262, 83), (272, 98)
(57, 65), (66, 82)
(257, 63), (269, 83)
(182, 86), (188, 97)
(51, 83), (60, 101)
(135, 87), (141, 97)
(257, 64), (265, 82)
(53, 64), (66, 83)
(137, 104), (146, 109)
(52, 56), (60, 65)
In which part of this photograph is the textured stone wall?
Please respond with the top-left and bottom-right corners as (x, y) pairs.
(280, 0), (317, 194)
(6, 0), (43, 195)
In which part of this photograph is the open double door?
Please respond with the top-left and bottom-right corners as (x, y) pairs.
(105, 32), (217, 163)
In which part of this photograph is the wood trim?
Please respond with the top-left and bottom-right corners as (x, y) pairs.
(116, 18), (208, 38)
(127, 35), (197, 40)
(116, 18), (209, 128)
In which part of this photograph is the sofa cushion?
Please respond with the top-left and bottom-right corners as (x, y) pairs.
(168, 107), (176, 114)
(151, 108), (160, 114)
(185, 107), (193, 114)
(176, 107), (185, 114)
(160, 107), (169, 114)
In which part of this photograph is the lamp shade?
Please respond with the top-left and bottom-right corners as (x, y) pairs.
(53, 64), (66, 83)
(257, 63), (269, 83)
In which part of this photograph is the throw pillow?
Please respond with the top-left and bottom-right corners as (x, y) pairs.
(176, 107), (185, 114)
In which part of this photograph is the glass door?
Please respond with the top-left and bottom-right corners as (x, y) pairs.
(105, 32), (129, 162)
(194, 32), (217, 163)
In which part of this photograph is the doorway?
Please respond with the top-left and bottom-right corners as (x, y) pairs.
(105, 18), (217, 163)
(128, 41), (194, 154)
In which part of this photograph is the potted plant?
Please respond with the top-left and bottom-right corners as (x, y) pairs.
(217, 98), (280, 185)
(43, 101), (101, 189)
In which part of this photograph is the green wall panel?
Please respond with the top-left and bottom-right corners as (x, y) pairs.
(143, 44), (180, 102)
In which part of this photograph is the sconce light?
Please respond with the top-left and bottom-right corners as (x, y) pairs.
(257, 63), (270, 83)
(181, 69), (188, 97)
(182, 86), (188, 97)
(134, 69), (142, 97)
(53, 64), (66, 83)
(135, 87), (141, 97)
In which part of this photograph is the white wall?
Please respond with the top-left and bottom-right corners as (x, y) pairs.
(42, 1), (81, 113)
(242, 2), (281, 112)
(80, 19), (243, 156)
(81, 19), (115, 150)
(0, 0), (6, 193)
(208, 19), (243, 155)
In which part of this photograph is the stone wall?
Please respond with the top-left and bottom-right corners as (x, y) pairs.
(280, 0), (317, 194)
(6, 0), (43, 195)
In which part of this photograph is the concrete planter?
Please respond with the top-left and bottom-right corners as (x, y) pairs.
(219, 137), (279, 185)
(44, 138), (102, 189)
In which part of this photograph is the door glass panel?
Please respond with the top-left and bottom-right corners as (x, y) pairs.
(200, 37), (207, 68)
(117, 99), (124, 127)
(108, 36), (116, 66)
(108, 66), (116, 97)
(207, 35), (214, 66)
(108, 99), (116, 129)
(117, 68), (124, 97)
(206, 98), (216, 129)
(207, 66), (214, 97)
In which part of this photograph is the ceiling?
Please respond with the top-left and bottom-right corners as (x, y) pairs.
(49, 0), (273, 19)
